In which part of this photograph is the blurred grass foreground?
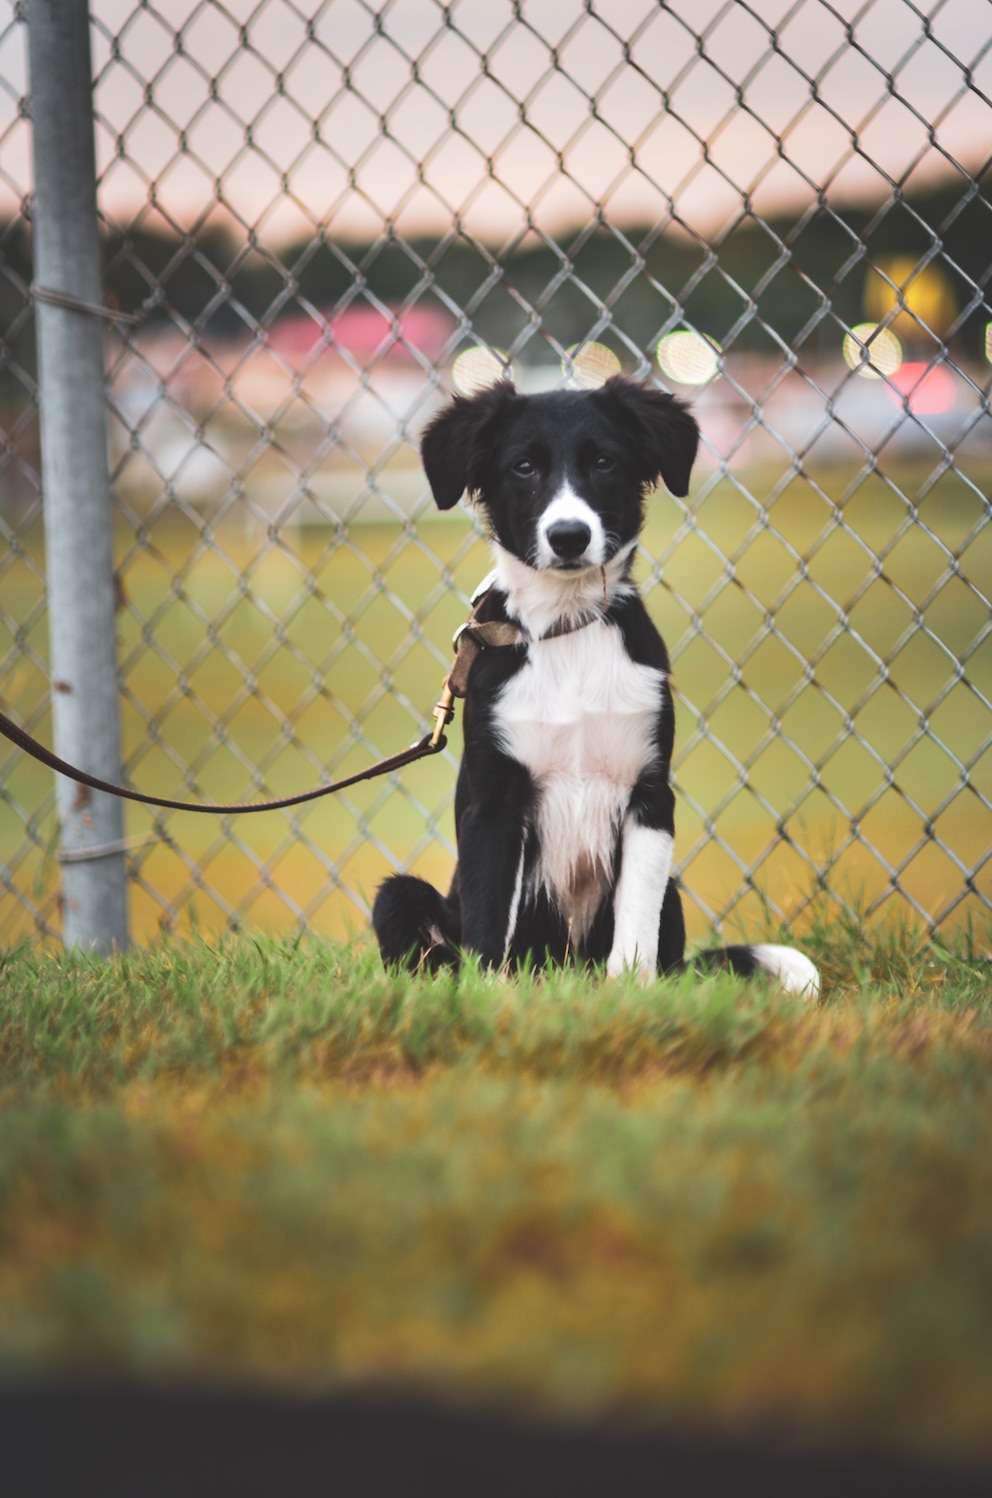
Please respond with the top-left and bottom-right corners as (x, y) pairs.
(1, 919), (992, 1463)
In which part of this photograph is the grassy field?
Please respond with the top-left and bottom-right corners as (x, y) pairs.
(2, 457), (990, 944)
(1, 915), (992, 1463)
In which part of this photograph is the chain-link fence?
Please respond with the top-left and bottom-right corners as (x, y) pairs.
(1, 0), (990, 949)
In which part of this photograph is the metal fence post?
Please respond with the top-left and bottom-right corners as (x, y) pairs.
(25, 0), (128, 952)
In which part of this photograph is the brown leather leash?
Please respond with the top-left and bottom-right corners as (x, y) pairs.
(0, 585), (600, 818)
(0, 618), (467, 817)
(0, 693), (454, 816)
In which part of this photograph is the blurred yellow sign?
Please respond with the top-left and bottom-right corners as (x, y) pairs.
(864, 257), (956, 340)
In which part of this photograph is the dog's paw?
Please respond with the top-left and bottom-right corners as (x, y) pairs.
(606, 950), (655, 985)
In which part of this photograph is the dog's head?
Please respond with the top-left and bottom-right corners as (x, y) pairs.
(420, 376), (699, 573)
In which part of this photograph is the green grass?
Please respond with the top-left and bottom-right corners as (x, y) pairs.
(2, 918), (992, 1460)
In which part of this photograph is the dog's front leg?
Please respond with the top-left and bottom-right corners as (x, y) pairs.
(456, 801), (527, 968)
(606, 785), (675, 981)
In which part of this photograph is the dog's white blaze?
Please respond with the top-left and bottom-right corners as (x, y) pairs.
(534, 485), (606, 569)
(751, 944), (821, 999)
(607, 824), (673, 979)
(495, 622), (665, 941)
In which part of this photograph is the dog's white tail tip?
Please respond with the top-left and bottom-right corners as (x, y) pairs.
(751, 944), (821, 1000)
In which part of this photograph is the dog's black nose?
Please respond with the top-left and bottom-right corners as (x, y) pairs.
(546, 518), (592, 560)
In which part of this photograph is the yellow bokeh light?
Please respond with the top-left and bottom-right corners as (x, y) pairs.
(843, 322), (903, 379)
(562, 342), (622, 388)
(863, 257), (957, 339)
(656, 331), (721, 386)
(451, 346), (507, 394)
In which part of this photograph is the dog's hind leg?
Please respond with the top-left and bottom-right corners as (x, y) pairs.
(372, 874), (461, 972)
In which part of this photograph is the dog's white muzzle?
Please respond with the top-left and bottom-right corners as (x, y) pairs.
(534, 487), (606, 571)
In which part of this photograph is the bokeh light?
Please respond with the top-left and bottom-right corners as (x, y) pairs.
(656, 330), (721, 386)
(562, 342), (622, 388)
(451, 346), (508, 395)
(887, 362), (956, 415)
(843, 322), (903, 379)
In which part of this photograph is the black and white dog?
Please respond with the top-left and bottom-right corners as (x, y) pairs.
(372, 376), (818, 997)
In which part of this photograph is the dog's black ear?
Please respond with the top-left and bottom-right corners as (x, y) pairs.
(420, 381), (517, 510)
(600, 376), (700, 498)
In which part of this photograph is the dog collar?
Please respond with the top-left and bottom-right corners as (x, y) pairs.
(447, 588), (601, 698)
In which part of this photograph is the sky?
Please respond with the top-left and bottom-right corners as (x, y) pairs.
(1, 0), (990, 245)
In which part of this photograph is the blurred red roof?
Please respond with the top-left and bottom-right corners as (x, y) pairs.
(267, 305), (453, 363)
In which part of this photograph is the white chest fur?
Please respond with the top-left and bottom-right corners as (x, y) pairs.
(494, 621), (666, 938)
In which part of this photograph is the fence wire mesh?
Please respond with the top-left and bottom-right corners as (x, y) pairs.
(1, 0), (990, 946)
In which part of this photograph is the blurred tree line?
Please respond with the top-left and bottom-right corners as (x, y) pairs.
(0, 178), (988, 404)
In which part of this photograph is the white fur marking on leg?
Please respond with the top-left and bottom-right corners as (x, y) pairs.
(502, 843), (527, 963)
(751, 944), (820, 999)
(607, 825), (673, 981)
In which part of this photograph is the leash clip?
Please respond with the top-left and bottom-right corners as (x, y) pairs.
(430, 677), (455, 748)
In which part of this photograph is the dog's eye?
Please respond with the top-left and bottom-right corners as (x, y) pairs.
(512, 458), (536, 478)
(594, 454), (616, 472)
